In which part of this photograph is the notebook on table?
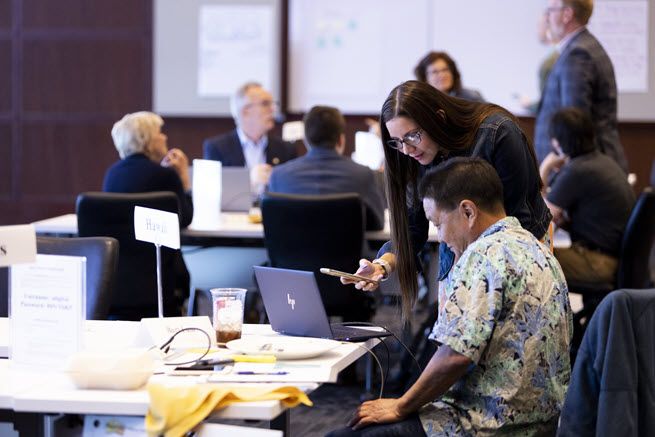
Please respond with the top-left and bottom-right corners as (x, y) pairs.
(253, 266), (390, 342)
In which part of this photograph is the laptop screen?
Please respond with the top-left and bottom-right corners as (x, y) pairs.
(222, 167), (252, 212)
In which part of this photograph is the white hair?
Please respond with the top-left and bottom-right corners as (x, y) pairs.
(230, 81), (262, 125)
(111, 111), (164, 159)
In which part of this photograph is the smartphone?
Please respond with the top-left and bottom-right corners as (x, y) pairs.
(320, 268), (379, 284)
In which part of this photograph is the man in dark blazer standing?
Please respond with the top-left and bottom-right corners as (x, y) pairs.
(268, 106), (385, 231)
(534, 0), (628, 173)
(203, 82), (297, 190)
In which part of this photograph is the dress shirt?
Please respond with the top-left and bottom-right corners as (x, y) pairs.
(556, 26), (585, 53)
(237, 127), (268, 169)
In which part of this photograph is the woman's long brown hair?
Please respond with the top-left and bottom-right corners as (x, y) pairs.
(380, 80), (538, 320)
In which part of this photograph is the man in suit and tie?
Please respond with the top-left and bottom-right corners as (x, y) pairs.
(203, 82), (298, 190)
(268, 105), (385, 231)
(534, 0), (628, 173)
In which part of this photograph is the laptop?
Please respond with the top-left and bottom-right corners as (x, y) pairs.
(254, 266), (390, 342)
(222, 167), (252, 212)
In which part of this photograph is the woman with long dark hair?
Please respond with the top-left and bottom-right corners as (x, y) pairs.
(345, 80), (551, 319)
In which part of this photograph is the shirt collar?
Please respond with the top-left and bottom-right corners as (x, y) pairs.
(479, 216), (521, 239)
(307, 147), (340, 157)
(557, 26), (585, 53)
(236, 127), (268, 150)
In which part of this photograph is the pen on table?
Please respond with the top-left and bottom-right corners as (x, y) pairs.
(236, 371), (289, 375)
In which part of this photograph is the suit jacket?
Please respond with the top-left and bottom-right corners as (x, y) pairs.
(268, 147), (385, 230)
(102, 153), (194, 228)
(535, 28), (628, 172)
(203, 129), (297, 167)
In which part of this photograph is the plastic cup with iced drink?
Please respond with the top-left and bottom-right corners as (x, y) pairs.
(210, 288), (247, 345)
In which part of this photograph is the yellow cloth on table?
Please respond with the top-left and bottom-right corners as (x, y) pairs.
(145, 383), (313, 437)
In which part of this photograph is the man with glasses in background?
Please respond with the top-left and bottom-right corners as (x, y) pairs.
(203, 82), (297, 190)
(534, 0), (628, 173)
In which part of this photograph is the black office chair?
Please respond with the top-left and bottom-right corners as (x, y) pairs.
(558, 288), (655, 436)
(187, 288), (212, 318)
(261, 192), (375, 321)
(76, 191), (186, 320)
(0, 267), (7, 317)
(36, 236), (119, 320)
(569, 188), (655, 345)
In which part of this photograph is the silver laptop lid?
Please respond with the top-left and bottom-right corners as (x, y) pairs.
(253, 266), (334, 339)
(222, 167), (252, 212)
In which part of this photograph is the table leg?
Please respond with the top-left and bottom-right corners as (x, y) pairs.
(270, 409), (290, 436)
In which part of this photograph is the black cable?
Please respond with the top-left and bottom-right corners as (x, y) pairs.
(378, 337), (391, 396)
(334, 321), (423, 373)
(158, 327), (212, 366)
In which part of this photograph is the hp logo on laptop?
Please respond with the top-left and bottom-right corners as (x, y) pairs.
(287, 293), (296, 310)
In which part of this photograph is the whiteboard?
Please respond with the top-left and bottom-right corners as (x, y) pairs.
(153, 0), (281, 117)
(289, 0), (654, 120)
(289, 0), (431, 114)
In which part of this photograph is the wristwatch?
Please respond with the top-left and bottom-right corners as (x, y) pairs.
(372, 258), (391, 281)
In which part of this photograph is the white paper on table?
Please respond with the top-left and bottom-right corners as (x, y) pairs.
(191, 159), (222, 229)
(352, 131), (384, 171)
(10, 254), (86, 369)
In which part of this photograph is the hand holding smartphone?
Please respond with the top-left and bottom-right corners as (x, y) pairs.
(320, 268), (380, 285)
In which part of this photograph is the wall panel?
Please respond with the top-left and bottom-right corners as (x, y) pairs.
(0, 41), (12, 113)
(0, 123), (11, 197)
(0, 0), (10, 30)
(20, 121), (118, 197)
(22, 0), (146, 30)
(22, 40), (148, 114)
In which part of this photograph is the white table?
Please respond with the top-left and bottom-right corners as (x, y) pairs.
(31, 211), (442, 244)
(0, 320), (378, 436)
(32, 212), (572, 248)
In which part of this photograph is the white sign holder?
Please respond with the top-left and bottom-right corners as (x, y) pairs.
(133, 206), (180, 318)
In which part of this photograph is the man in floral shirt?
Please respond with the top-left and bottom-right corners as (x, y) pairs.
(331, 158), (572, 437)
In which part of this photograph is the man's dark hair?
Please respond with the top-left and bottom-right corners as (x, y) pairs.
(303, 105), (345, 149)
(418, 157), (505, 213)
(548, 107), (596, 158)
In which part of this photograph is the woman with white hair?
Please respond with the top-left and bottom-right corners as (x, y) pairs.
(103, 111), (193, 226)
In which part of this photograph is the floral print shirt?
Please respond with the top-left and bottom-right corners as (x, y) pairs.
(421, 217), (572, 436)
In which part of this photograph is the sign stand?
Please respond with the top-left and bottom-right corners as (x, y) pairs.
(155, 243), (163, 318)
(133, 206), (181, 319)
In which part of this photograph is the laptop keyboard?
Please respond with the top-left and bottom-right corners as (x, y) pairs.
(330, 324), (384, 341)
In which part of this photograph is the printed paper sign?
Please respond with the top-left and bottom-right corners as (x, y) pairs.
(134, 206), (180, 249)
(10, 254), (86, 369)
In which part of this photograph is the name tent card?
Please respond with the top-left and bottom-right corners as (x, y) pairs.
(10, 254), (86, 369)
(134, 206), (180, 249)
(0, 224), (37, 267)
(135, 316), (215, 349)
(134, 206), (181, 318)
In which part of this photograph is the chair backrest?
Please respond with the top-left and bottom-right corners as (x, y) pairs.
(0, 267), (7, 317)
(260, 192), (373, 320)
(617, 188), (655, 289)
(76, 191), (180, 320)
(187, 288), (212, 318)
(36, 236), (118, 320)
